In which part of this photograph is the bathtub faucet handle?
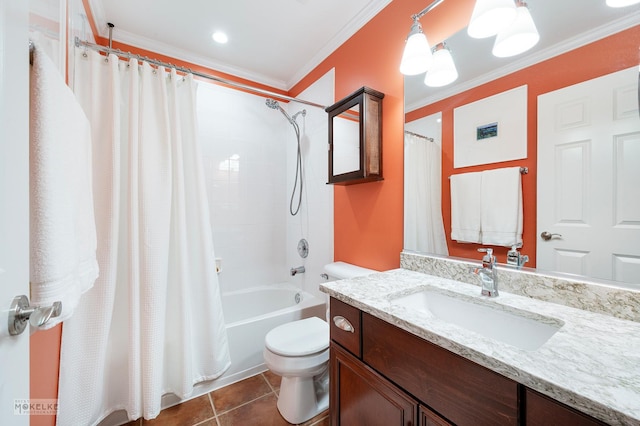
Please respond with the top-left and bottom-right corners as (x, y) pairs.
(290, 266), (305, 276)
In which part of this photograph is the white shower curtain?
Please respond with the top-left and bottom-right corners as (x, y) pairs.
(404, 133), (449, 255)
(56, 49), (230, 425)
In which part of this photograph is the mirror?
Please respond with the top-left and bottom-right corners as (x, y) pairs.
(403, 0), (640, 286)
(332, 104), (361, 176)
(327, 86), (384, 185)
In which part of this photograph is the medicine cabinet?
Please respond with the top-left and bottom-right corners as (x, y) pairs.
(326, 87), (384, 185)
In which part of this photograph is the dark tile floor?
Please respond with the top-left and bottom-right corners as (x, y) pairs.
(125, 371), (329, 426)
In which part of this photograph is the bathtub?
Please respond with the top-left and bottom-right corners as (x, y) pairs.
(214, 283), (326, 390)
(101, 283), (326, 424)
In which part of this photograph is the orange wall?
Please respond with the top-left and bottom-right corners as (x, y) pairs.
(406, 26), (640, 265)
(291, 0), (476, 271)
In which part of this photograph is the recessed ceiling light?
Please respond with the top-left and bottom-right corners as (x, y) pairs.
(212, 31), (228, 44)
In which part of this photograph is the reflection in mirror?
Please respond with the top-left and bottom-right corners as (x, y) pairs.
(332, 105), (360, 175)
(404, 113), (448, 256)
(403, 0), (640, 287)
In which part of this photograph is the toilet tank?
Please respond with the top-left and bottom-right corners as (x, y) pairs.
(323, 261), (377, 281)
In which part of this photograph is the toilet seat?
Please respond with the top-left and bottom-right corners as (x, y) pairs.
(265, 316), (329, 357)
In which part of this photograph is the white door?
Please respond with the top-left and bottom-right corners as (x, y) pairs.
(0, 0), (30, 424)
(537, 67), (640, 286)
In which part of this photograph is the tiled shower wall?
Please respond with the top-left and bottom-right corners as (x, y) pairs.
(197, 72), (334, 297)
(286, 71), (335, 300)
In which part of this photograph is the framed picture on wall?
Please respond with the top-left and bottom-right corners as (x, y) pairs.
(453, 85), (528, 168)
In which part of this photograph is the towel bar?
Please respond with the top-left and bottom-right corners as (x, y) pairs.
(449, 166), (528, 179)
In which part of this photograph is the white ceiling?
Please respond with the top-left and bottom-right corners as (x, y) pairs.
(88, 0), (391, 91)
(87, 0), (638, 101)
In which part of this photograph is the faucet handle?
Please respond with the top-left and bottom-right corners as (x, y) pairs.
(477, 248), (495, 265)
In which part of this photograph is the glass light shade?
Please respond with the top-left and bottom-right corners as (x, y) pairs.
(492, 4), (539, 57)
(424, 45), (458, 87)
(400, 21), (433, 75)
(606, 0), (640, 6)
(467, 0), (517, 39)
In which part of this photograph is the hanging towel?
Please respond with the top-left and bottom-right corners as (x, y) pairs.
(29, 42), (99, 329)
(480, 167), (523, 246)
(450, 171), (482, 243)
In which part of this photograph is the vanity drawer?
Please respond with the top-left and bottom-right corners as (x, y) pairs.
(362, 312), (518, 426)
(330, 297), (361, 358)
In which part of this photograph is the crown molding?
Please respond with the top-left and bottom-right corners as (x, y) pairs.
(82, 0), (391, 91)
(111, 29), (289, 90)
(287, 0), (392, 88)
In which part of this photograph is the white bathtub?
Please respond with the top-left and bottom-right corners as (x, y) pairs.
(214, 283), (326, 389)
(99, 283), (326, 424)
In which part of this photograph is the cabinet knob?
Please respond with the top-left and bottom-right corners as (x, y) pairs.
(333, 315), (354, 333)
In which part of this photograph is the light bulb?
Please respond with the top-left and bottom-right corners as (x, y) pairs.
(492, 2), (540, 57)
(606, 0), (640, 6)
(400, 21), (433, 75)
(424, 44), (458, 87)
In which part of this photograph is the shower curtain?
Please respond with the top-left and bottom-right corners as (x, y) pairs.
(56, 49), (230, 425)
(404, 132), (449, 255)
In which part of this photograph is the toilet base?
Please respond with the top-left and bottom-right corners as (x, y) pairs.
(276, 369), (329, 424)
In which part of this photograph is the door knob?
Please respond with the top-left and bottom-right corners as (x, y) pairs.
(540, 231), (562, 241)
(7, 295), (62, 336)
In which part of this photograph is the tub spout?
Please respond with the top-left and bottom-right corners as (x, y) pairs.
(290, 266), (305, 276)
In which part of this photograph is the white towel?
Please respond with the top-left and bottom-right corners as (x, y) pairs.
(480, 167), (523, 246)
(450, 171), (482, 243)
(29, 43), (99, 329)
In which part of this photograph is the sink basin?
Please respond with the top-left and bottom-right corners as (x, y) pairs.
(391, 289), (563, 351)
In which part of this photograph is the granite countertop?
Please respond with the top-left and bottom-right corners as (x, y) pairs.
(320, 268), (640, 425)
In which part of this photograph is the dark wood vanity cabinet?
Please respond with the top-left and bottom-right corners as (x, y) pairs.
(329, 297), (609, 426)
(331, 343), (418, 426)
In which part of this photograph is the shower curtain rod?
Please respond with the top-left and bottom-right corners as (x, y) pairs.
(73, 37), (327, 110)
(404, 130), (434, 142)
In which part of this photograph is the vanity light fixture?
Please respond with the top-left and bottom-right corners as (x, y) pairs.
(606, 0), (640, 6)
(399, 0), (446, 76)
(424, 43), (458, 87)
(399, 19), (433, 75)
(467, 0), (517, 39)
(492, 1), (539, 57)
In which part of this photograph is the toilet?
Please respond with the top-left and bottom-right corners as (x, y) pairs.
(263, 261), (377, 424)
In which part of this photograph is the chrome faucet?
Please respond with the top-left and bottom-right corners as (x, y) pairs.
(290, 266), (305, 276)
(471, 248), (499, 297)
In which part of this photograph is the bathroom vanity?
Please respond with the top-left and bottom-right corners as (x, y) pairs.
(320, 256), (640, 425)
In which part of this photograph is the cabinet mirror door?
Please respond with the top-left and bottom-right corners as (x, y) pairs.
(327, 86), (383, 185)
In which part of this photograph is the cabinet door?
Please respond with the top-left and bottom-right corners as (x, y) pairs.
(420, 405), (453, 426)
(331, 343), (418, 426)
(525, 389), (607, 426)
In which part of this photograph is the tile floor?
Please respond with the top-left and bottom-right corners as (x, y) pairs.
(124, 370), (329, 426)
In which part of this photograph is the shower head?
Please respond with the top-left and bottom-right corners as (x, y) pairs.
(265, 98), (295, 125)
(265, 98), (280, 110)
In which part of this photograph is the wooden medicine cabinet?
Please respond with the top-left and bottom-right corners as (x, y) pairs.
(326, 87), (384, 185)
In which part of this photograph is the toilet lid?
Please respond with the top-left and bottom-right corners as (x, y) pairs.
(265, 317), (329, 357)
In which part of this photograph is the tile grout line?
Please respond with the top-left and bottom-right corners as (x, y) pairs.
(261, 372), (279, 394)
(214, 392), (277, 417)
(206, 392), (221, 426)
